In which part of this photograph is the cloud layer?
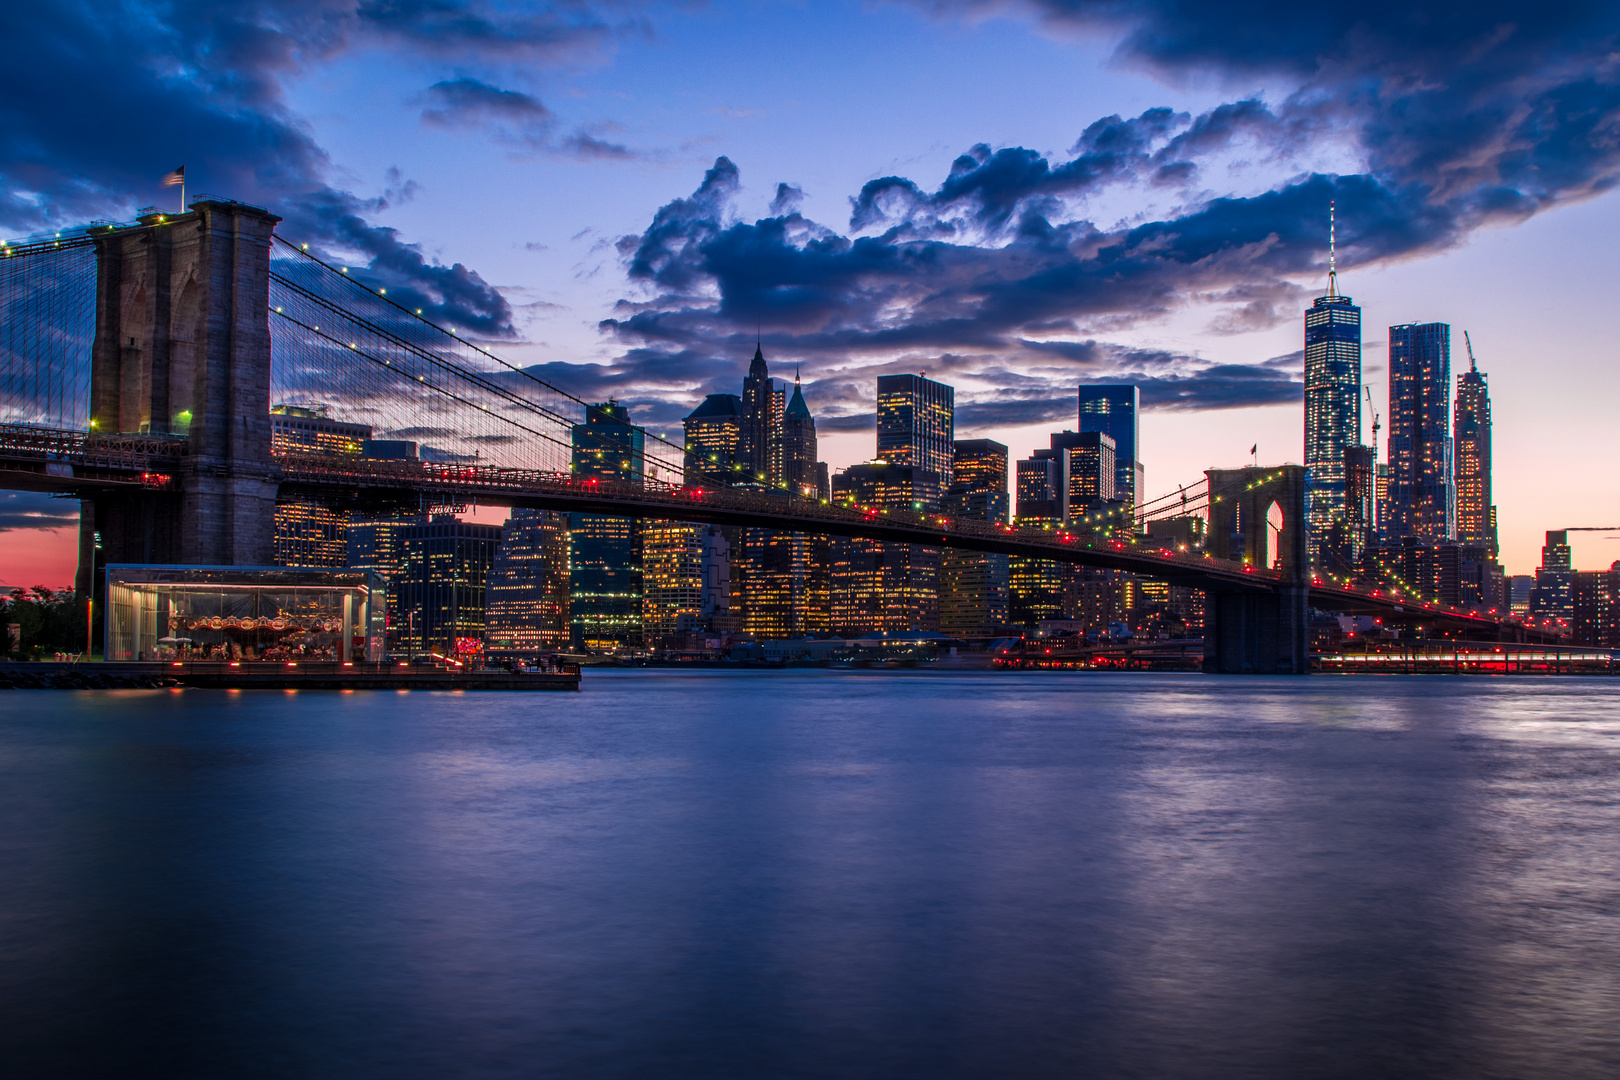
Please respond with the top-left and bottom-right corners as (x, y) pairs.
(594, 1), (1620, 432)
(0, 1), (645, 335)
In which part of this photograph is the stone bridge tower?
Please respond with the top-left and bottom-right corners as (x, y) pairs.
(77, 200), (282, 595)
(1202, 464), (1310, 673)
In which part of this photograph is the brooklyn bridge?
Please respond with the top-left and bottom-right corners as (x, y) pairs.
(0, 199), (1536, 672)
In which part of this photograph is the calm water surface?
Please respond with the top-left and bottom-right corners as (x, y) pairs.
(4, 672), (1620, 1078)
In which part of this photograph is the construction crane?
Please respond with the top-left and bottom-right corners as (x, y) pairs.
(1364, 385), (1380, 449)
(1464, 329), (1479, 371)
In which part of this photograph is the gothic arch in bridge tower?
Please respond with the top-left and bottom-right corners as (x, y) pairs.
(1201, 464), (1310, 674)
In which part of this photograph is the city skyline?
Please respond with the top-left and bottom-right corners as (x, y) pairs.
(5, 2), (1620, 585)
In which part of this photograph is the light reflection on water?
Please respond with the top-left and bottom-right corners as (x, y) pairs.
(2, 672), (1619, 1078)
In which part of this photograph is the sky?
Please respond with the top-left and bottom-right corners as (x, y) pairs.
(4, 0), (1620, 587)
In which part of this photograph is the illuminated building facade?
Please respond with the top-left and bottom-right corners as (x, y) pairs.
(642, 520), (705, 646)
(876, 374), (954, 487)
(1453, 351), (1496, 557)
(683, 394), (742, 486)
(396, 516), (501, 656)
(1065, 431), (1116, 517)
(1572, 564), (1620, 647)
(781, 374), (818, 498)
(740, 346), (785, 486)
(740, 530), (830, 639)
(1530, 530), (1574, 624)
(948, 439), (1010, 524)
(1304, 291), (1362, 558)
(347, 514), (425, 652)
(1009, 557), (1067, 628)
(940, 439), (1010, 637)
(830, 462), (941, 635)
(269, 403), (369, 456)
(1358, 538), (1463, 607)
(274, 502), (350, 568)
(1077, 384), (1142, 508)
(270, 404), (369, 568)
(1015, 455), (1062, 523)
(570, 402), (646, 651)
(1011, 445), (1068, 628)
(1322, 443), (1376, 577)
(1386, 322), (1454, 542)
(485, 508), (570, 653)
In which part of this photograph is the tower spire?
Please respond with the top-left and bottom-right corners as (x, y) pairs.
(1328, 199), (1338, 298)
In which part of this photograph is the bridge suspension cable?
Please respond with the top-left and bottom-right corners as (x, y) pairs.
(0, 233), (97, 431)
(268, 238), (698, 482)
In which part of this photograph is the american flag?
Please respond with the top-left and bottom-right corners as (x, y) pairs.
(162, 166), (184, 187)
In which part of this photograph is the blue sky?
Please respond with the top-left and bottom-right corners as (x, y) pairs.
(4, 0), (1620, 581)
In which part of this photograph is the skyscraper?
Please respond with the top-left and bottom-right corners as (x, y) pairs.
(781, 372), (818, 498)
(347, 513), (427, 653)
(1304, 207), (1363, 561)
(570, 402), (645, 651)
(945, 439), (1010, 524)
(642, 519), (705, 647)
(1077, 384), (1142, 508)
(270, 404), (370, 567)
(1387, 322), (1454, 542)
(396, 516), (502, 656)
(683, 393), (743, 486)
(1453, 335), (1496, 557)
(740, 345), (784, 486)
(876, 374), (954, 486)
(1065, 431), (1116, 516)
(485, 509), (570, 653)
(940, 439), (1010, 637)
(1530, 530), (1574, 625)
(1015, 455), (1063, 523)
(830, 462), (941, 635)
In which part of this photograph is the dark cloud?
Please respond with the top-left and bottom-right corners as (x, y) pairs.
(418, 77), (635, 162)
(0, 492), (78, 531)
(422, 78), (553, 128)
(0, 1), (644, 335)
(602, 3), (1620, 431)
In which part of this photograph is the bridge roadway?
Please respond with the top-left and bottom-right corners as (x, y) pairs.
(0, 423), (1522, 636)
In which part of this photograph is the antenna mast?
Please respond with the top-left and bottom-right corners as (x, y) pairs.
(1328, 200), (1338, 297)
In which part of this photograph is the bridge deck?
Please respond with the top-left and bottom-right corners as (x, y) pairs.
(0, 424), (1527, 634)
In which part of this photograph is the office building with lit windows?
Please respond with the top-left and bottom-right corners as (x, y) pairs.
(683, 394), (743, 486)
(1530, 530), (1574, 625)
(1065, 431), (1116, 518)
(940, 439), (1010, 637)
(1304, 288), (1362, 559)
(269, 403), (370, 456)
(740, 346), (785, 486)
(876, 374), (955, 486)
(1077, 384), (1142, 508)
(830, 462), (941, 635)
(1386, 322), (1454, 543)
(570, 402), (646, 651)
(781, 374), (818, 498)
(270, 404), (370, 568)
(1454, 350), (1495, 557)
(396, 516), (501, 656)
(1016, 455), (1063, 523)
(642, 519), (705, 647)
(347, 514), (426, 653)
(485, 508), (570, 653)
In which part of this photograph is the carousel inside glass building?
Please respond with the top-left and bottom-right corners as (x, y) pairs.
(104, 566), (386, 663)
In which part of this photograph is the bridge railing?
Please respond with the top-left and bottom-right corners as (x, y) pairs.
(273, 450), (1289, 585)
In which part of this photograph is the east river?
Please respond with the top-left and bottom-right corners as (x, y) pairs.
(4, 672), (1620, 1078)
